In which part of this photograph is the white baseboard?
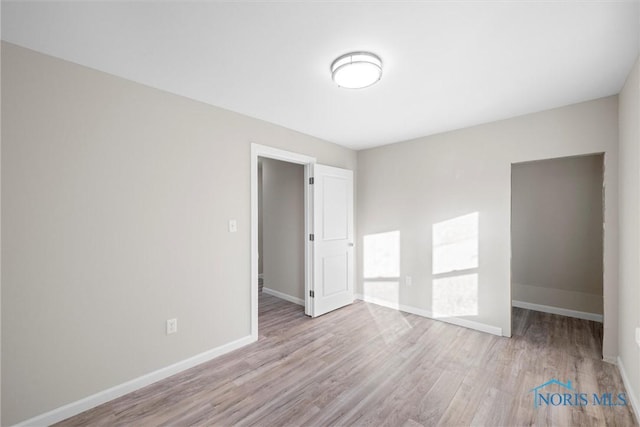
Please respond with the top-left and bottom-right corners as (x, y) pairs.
(355, 293), (503, 337)
(617, 356), (640, 422)
(263, 287), (304, 306)
(512, 300), (603, 323)
(13, 335), (256, 427)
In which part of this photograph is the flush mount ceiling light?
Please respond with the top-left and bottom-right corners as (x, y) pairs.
(331, 51), (382, 89)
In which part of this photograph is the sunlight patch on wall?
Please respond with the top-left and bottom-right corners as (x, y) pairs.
(363, 230), (400, 279)
(363, 280), (400, 307)
(433, 212), (478, 274)
(432, 212), (479, 318)
(363, 230), (401, 310)
(432, 273), (478, 318)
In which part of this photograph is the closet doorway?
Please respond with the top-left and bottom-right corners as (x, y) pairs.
(511, 153), (605, 354)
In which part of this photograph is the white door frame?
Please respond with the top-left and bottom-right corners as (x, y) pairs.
(250, 143), (316, 339)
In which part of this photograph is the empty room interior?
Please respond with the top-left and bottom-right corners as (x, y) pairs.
(1, 1), (640, 426)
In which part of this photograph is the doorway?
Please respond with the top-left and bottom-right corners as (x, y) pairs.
(510, 154), (605, 352)
(250, 144), (314, 340)
(258, 157), (306, 306)
(250, 144), (355, 339)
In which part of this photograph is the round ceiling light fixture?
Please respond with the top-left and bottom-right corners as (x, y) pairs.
(331, 51), (382, 89)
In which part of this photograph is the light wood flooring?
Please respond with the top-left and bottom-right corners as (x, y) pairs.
(57, 294), (638, 426)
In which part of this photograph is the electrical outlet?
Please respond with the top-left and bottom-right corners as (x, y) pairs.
(406, 276), (412, 287)
(228, 219), (237, 233)
(166, 318), (178, 335)
(636, 327), (640, 348)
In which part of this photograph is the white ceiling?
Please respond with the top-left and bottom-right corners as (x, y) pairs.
(2, 1), (639, 150)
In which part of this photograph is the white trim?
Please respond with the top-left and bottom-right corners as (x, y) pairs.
(251, 143), (316, 336)
(356, 293), (402, 311)
(436, 311), (504, 336)
(262, 287), (305, 306)
(304, 163), (313, 316)
(355, 294), (503, 336)
(617, 356), (640, 421)
(12, 335), (255, 427)
(512, 300), (603, 323)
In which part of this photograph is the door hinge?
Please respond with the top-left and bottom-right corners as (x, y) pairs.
(309, 290), (315, 298)
(309, 234), (315, 241)
(309, 177), (314, 185)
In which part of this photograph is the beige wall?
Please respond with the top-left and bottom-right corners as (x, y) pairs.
(357, 96), (618, 347)
(261, 158), (305, 300)
(0, 42), (356, 425)
(512, 155), (604, 315)
(618, 54), (640, 414)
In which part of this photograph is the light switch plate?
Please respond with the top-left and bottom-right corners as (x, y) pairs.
(228, 219), (237, 233)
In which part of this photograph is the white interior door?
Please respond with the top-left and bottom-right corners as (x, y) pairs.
(311, 164), (354, 317)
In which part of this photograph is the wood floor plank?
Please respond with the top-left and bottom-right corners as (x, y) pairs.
(56, 295), (638, 427)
